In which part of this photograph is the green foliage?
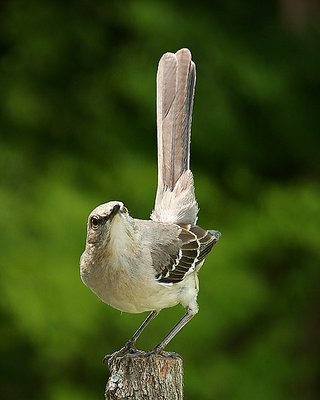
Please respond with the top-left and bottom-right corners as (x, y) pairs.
(0, 1), (319, 399)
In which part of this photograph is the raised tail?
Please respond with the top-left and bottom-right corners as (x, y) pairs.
(151, 49), (198, 225)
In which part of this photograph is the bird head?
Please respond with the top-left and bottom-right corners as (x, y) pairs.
(85, 201), (131, 246)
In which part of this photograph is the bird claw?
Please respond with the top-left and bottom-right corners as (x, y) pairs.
(145, 345), (163, 357)
(103, 341), (137, 365)
(145, 347), (182, 359)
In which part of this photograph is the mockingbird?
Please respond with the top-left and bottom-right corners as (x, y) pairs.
(80, 48), (220, 355)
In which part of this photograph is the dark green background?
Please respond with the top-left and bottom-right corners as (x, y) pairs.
(1, 1), (319, 399)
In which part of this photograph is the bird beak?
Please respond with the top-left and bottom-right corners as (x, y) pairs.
(109, 204), (121, 220)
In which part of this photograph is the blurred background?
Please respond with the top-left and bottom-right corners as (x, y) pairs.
(0, 0), (319, 399)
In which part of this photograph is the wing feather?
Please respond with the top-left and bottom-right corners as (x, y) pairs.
(154, 225), (220, 284)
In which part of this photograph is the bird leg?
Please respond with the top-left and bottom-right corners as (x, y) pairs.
(104, 310), (159, 364)
(147, 308), (197, 355)
(125, 310), (159, 349)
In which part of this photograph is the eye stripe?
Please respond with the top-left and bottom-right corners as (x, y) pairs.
(90, 215), (109, 229)
(90, 216), (100, 229)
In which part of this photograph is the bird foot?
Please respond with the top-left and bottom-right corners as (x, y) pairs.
(103, 341), (139, 366)
(145, 345), (165, 357)
(145, 346), (162, 357)
(145, 346), (182, 359)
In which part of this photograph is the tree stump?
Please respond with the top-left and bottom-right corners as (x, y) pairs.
(105, 351), (183, 400)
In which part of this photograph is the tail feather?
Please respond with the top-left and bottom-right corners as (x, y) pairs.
(156, 48), (196, 191)
(156, 52), (178, 191)
(174, 50), (196, 187)
(152, 48), (198, 224)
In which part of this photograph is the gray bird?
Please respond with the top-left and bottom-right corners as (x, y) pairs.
(80, 48), (220, 356)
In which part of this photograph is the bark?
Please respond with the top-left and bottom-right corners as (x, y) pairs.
(105, 351), (183, 400)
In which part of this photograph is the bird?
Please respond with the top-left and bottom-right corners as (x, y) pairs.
(80, 48), (221, 357)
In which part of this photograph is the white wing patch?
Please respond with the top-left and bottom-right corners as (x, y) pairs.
(155, 225), (220, 284)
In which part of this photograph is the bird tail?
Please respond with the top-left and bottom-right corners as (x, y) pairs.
(151, 48), (198, 225)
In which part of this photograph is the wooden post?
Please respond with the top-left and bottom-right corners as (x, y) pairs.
(105, 351), (183, 400)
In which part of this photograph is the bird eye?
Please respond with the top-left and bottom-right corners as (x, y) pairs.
(90, 216), (100, 229)
(123, 206), (128, 213)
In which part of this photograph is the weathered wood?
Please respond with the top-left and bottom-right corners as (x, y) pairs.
(105, 351), (183, 400)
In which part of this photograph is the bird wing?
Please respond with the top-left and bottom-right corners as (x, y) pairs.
(151, 225), (220, 285)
